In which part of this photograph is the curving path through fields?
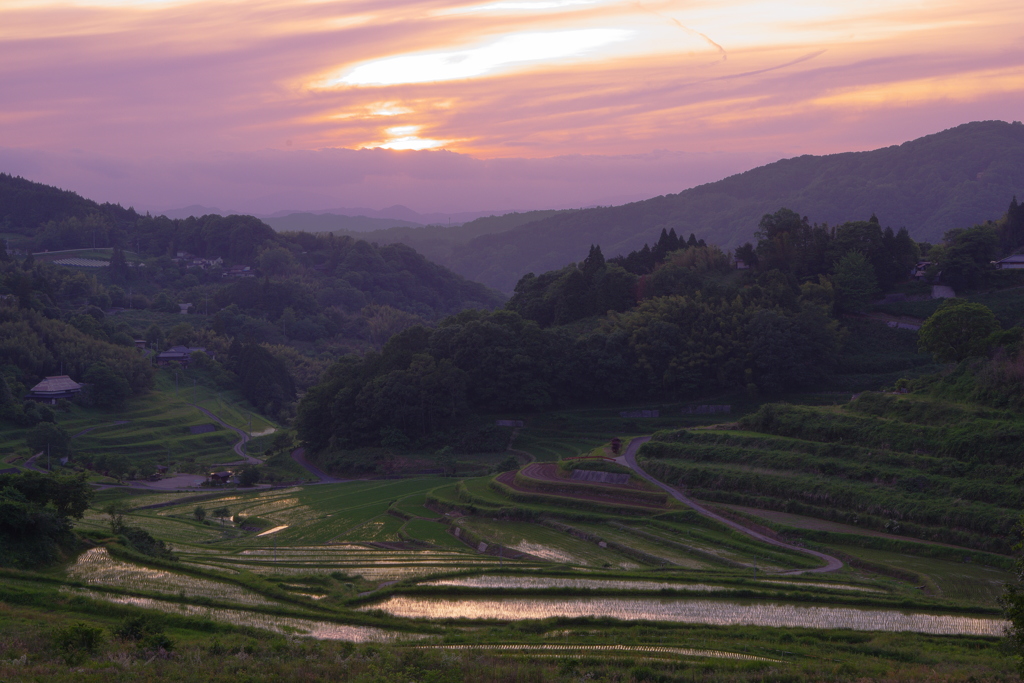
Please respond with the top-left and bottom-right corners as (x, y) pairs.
(192, 404), (259, 464)
(290, 447), (342, 484)
(616, 436), (843, 575)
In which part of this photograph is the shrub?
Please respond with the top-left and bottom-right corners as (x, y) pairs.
(121, 527), (177, 560)
(52, 622), (104, 664)
(113, 615), (160, 642)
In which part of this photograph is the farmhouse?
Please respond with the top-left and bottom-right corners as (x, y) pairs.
(993, 254), (1024, 269)
(155, 345), (211, 367)
(223, 265), (255, 278)
(209, 471), (232, 485)
(25, 375), (83, 404)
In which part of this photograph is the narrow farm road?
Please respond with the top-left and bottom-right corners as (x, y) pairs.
(290, 447), (342, 484)
(23, 451), (47, 473)
(192, 404), (259, 464)
(616, 436), (843, 574)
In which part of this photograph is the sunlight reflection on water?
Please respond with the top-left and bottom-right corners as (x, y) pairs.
(64, 588), (420, 642)
(363, 596), (1007, 635)
(421, 576), (729, 591)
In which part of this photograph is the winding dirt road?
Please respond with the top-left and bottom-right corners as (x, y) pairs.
(616, 436), (843, 575)
(192, 404), (259, 464)
(290, 447), (342, 483)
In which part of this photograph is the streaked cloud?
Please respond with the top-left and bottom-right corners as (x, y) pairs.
(0, 0), (1022, 213)
(439, 0), (603, 15)
(327, 29), (633, 86)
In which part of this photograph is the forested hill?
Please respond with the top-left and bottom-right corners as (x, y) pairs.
(262, 212), (424, 233)
(0, 173), (504, 319)
(327, 209), (576, 266)
(440, 121), (1024, 292)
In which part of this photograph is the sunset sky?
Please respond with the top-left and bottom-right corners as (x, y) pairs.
(2, 0), (1023, 215)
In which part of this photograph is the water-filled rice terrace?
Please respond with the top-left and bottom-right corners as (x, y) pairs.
(63, 448), (1010, 664)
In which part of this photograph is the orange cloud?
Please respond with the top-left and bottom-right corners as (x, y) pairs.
(1, 0), (1023, 211)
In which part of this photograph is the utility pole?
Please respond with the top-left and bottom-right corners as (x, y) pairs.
(193, 378), (197, 404)
(175, 371), (178, 394)
(47, 443), (50, 472)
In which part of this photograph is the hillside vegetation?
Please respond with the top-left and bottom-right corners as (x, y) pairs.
(641, 393), (1023, 555)
(328, 209), (574, 267)
(430, 121), (1024, 291)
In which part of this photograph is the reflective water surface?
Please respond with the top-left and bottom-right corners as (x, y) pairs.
(364, 595), (1006, 636)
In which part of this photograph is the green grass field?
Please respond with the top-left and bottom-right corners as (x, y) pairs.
(2, 381), (1019, 681)
(0, 368), (278, 478)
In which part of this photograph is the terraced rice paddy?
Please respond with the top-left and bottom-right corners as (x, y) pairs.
(172, 545), (515, 581)
(420, 576), (732, 592)
(62, 466), (1013, 670)
(67, 548), (277, 607)
(410, 644), (779, 663)
(762, 580), (884, 593)
(363, 596), (1008, 636)
(64, 589), (417, 642)
(830, 546), (1012, 606)
(455, 518), (639, 568)
(403, 519), (465, 548)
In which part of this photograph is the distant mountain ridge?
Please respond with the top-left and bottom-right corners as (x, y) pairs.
(158, 204), (529, 233)
(262, 212), (425, 233)
(263, 204), (518, 225)
(435, 121), (1024, 292)
(329, 210), (577, 264)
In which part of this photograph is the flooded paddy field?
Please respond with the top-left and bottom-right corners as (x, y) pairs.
(67, 548), (279, 607)
(363, 595), (1007, 636)
(418, 574), (889, 596)
(65, 471), (1011, 675)
(63, 588), (420, 642)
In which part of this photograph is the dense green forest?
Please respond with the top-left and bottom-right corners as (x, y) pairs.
(0, 173), (505, 419)
(6, 166), (1024, 683)
(0, 173), (501, 317)
(4, 169), (1024, 474)
(418, 121), (1024, 291)
(296, 197), (1024, 464)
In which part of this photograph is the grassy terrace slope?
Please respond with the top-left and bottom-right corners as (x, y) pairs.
(639, 392), (1023, 555)
(0, 367), (276, 475)
(1, 391), (1020, 680)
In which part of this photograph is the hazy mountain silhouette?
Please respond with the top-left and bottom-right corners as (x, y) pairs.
(435, 121), (1024, 292)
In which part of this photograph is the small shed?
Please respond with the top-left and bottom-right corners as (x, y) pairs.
(209, 471), (232, 485)
(25, 375), (83, 404)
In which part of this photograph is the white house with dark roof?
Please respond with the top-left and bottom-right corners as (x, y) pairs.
(994, 254), (1024, 270)
(25, 375), (83, 404)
